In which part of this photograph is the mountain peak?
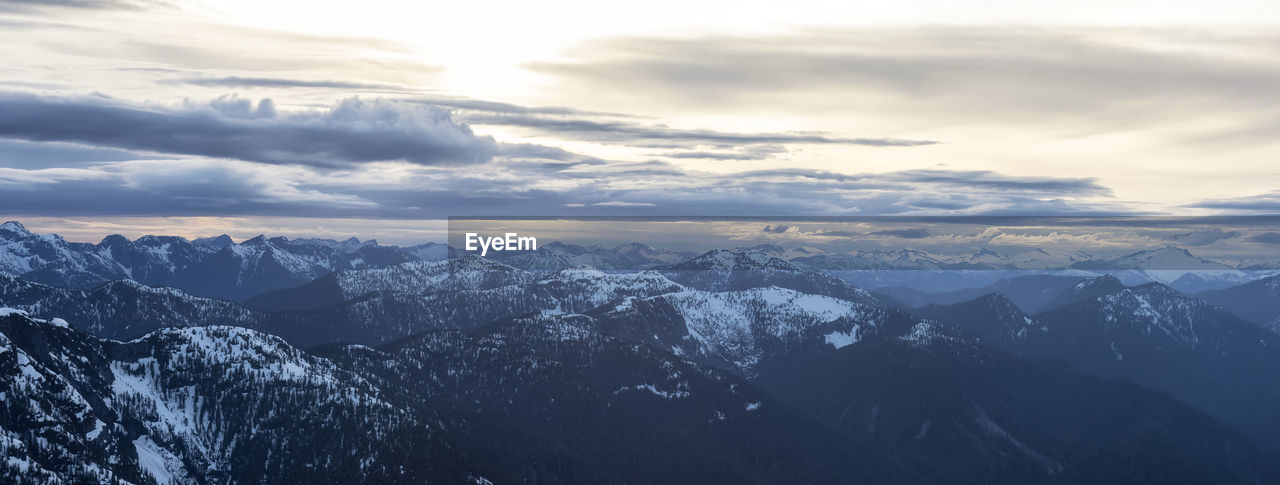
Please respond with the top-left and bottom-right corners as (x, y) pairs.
(1127, 281), (1184, 299)
(192, 234), (234, 249)
(0, 220), (30, 237)
(1136, 246), (1196, 259)
(1072, 246), (1229, 270)
(99, 234), (129, 246)
(133, 234), (187, 245)
(1078, 274), (1125, 289)
(1038, 275), (1129, 312)
(671, 249), (798, 271)
(920, 291), (1028, 322)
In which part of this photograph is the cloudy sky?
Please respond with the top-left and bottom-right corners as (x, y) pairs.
(1, 0), (1279, 243)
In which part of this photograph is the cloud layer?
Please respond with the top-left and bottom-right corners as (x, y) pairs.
(0, 154), (1121, 218)
(0, 92), (499, 167)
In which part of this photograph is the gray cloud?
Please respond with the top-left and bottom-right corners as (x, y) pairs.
(0, 157), (1121, 219)
(162, 76), (638, 118)
(1188, 191), (1280, 212)
(529, 27), (1280, 127)
(1249, 232), (1280, 245)
(0, 92), (499, 167)
(462, 112), (936, 147)
(716, 168), (1111, 196)
(870, 228), (932, 239)
(883, 170), (1112, 195)
(1167, 229), (1242, 246)
(0, 139), (158, 168)
(657, 145), (788, 161)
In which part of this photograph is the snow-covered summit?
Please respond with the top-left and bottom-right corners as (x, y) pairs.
(0, 221), (31, 236)
(1071, 246), (1232, 271)
(668, 249), (799, 271)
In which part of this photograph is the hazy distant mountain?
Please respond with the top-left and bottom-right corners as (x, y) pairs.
(1037, 274), (1131, 312)
(755, 320), (1273, 485)
(733, 243), (825, 260)
(915, 292), (1047, 341)
(792, 248), (951, 270)
(1198, 274), (1280, 329)
(967, 247), (1095, 270)
(922, 279), (1280, 452)
(874, 274), (1088, 313)
(1069, 246), (1233, 270)
(399, 242), (454, 261)
(1170, 270), (1277, 293)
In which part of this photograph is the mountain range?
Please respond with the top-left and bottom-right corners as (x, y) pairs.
(7, 221), (1280, 301)
(1, 221), (416, 301)
(4, 222), (1280, 483)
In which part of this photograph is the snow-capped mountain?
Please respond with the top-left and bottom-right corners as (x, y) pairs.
(173, 235), (416, 300)
(0, 221), (127, 288)
(732, 243), (825, 260)
(238, 260), (691, 347)
(1069, 246), (1233, 271)
(590, 286), (910, 375)
(5, 239), (1280, 485)
(973, 247), (1095, 270)
(791, 248), (951, 270)
(316, 312), (914, 484)
(244, 256), (535, 311)
(0, 310), (477, 484)
(1, 307), (930, 484)
(0, 274), (262, 340)
(0, 222), (418, 301)
(291, 236), (378, 253)
(243, 252), (895, 351)
(663, 249), (880, 305)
